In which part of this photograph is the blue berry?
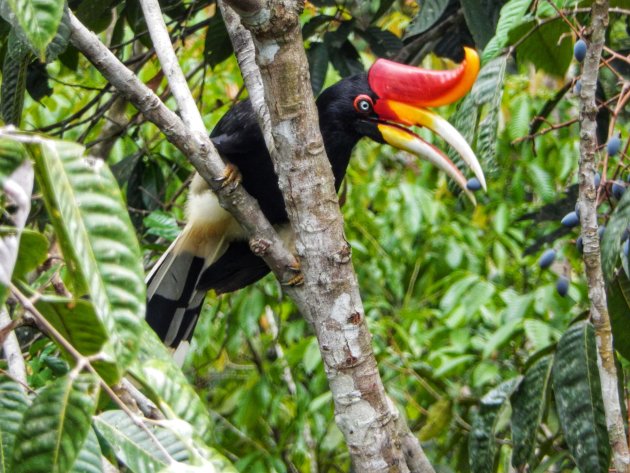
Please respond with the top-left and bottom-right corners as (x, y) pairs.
(573, 80), (582, 94)
(556, 276), (570, 297)
(561, 211), (580, 227)
(612, 181), (626, 200)
(607, 136), (621, 156)
(598, 225), (605, 239)
(624, 239), (629, 257)
(576, 236), (583, 254)
(574, 39), (587, 62)
(538, 249), (556, 269)
(594, 172), (601, 188)
(466, 177), (482, 191)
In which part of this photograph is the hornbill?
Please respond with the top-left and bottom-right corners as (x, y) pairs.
(146, 48), (485, 348)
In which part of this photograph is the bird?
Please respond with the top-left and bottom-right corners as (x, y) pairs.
(146, 47), (485, 350)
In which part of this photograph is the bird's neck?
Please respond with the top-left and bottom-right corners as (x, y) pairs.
(318, 116), (361, 191)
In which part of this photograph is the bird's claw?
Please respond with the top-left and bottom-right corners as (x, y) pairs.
(284, 260), (304, 287)
(214, 163), (242, 191)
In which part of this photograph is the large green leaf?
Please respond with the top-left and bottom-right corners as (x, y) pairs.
(469, 378), (521, 473)
(482, 0), (532, 61)
(607, 272), (630, 361)
(602, 188), (630, 281)
(69, 427), (102, 473)
(12, 374), (99, 473)
(94, 410), (190, 472)
(0, 135), (27, 182)
(404, 0), (449, 38)
(307, 41), (329, 95)
(11, 229), (48, 280)
(33, 295), (106, 356)
(0, 31), (31, 126)
(460, 0), (505, 49)
(473, 55), (507, 174)
(0, 377), (30, 473)
(30, 137), (144, 379)
(0, 0), (64, 60)
(511, 355), (553, 469)
(513, 19), (573, 78)
(552, 322), (610, 473)
(131, 330), (214, 438)
(601, 189), (630, 358)
(204, 10), (233, 69)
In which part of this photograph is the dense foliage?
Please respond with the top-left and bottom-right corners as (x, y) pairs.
(0, 0), (629, 472)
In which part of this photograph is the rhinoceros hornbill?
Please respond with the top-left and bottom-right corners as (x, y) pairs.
(146, 48), (485, 348)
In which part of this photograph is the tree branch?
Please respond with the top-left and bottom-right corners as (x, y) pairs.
(0, 307), (27, 390)
(224, 0), (434, 470)
(67, 12), (299, 286)
(576, 2), (630, 472)
(218, 0), (273, 150)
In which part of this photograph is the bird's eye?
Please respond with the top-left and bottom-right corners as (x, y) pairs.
(353, 95), (373, 114)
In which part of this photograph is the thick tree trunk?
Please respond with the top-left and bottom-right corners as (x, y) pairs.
(225, 1), (433, 471)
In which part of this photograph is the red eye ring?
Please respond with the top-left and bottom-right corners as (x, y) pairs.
(353, 95), (374, 114)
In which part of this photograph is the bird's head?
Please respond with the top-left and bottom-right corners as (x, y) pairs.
(317, 47), (485, 203)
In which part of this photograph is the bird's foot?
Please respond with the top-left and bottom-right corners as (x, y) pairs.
(214, 163), (242, 191)
(284, 260), (304, 287)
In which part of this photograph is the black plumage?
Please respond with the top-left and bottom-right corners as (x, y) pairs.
(146, 74), (380, 346)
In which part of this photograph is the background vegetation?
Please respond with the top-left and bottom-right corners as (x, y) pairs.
(0, 0), (629, 472)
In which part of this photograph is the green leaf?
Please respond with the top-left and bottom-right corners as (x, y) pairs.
(404, 0), (449, 38)
(482, 0), (532, 62)
(419, 399), (452, 441)
(302, 15), (330, 40)
(75, 0), (117, 34)
(607, 272), (630, 361)
(204, 10), (233, 69)
(0, 377), (30, 473)
(69, 428), (102, 473)
(34, 295), (108, 357)
(527, 163), (554, 202)
(1, 0), (64, 60)
(472, 54), (508, 107)
(0, 136), (27, 183)
(511, 355), (553, 469)
(30, 138), (144, 379)
(0, 31), (31, 126)
(460, 0), (505, 49)
(602, 188), (630, 357)
(602, 188), (630, 282)
(93, 410), (189, 472)
(12, 374), (99, 473)
(552, 322), (610, 473)
(358, 27), (402, 57)
(513, 20), (573, 78)
(143, 210), (180, 241)
(11, 229), (48, 280)
(307, 42), (329, 95)
(469, 378), (521, 473)
(325, 37), (363, 77)
(125, 322), (216, 440)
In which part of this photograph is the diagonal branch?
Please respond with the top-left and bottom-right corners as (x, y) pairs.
(67, 12), (298, 286)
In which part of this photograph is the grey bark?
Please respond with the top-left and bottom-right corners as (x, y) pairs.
(224, 1), (434, 471)
(576, 2), (630, 472)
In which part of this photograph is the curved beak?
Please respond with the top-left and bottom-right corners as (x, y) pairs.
(368, 47), (485, 203)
